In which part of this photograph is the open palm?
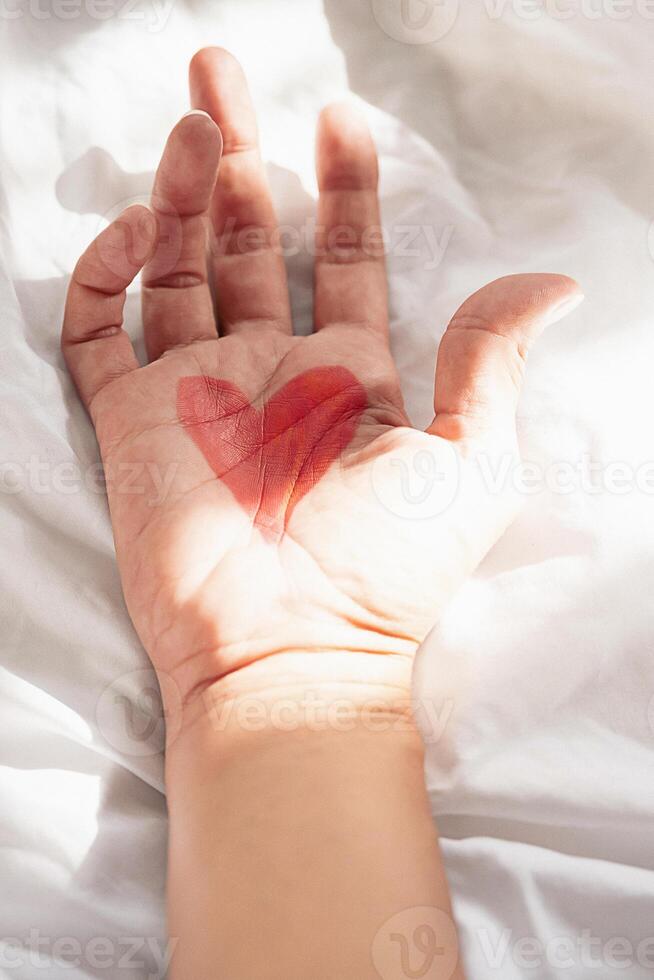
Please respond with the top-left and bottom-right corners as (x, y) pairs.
(62, 49), (581, 714)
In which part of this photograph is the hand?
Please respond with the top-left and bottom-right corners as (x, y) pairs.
(62, 48), (581, 720)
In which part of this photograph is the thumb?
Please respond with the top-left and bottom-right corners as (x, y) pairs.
(428, 273), (583, 442)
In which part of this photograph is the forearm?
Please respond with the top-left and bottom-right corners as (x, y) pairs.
(164, 655), (464, 980)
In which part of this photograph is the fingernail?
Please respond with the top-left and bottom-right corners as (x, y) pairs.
(182, 109), (213, 121)
(545, 291), (585, 327)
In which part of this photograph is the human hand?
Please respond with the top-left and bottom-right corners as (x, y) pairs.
(62, 48), (582, 720)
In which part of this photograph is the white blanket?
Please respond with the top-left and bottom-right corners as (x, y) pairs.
(1, 1), (653, 976)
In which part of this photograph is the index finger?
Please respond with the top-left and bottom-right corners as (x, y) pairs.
(142, 111), (223, 361)
(189, 47), (292, 335)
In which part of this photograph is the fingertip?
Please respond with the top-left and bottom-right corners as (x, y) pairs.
(451, 273), (584, 342)
(188, 45), (258, 156)
(174, 109), (223, 159)
(114, 203), (156, 238)
(319, 100), (366, 128)
(72, 205), (157, 294)
(496, 273), (584, 329)
(190, 45), (238, 79)
(151, 114), (223, 219)
(539, 276), (584, 327)
(182, 109), (216, 126)
(316, 102), (378, 190)
(318, 102), (373, 146)
(189, 46), (245, 110)
(189, 46), (221, 86)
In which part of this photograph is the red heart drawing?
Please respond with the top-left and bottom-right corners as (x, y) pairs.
(177, 366), (367, 539)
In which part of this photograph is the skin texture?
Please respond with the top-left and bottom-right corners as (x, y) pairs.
(61, 46), (583, 980)
(177, 367), (367, 540)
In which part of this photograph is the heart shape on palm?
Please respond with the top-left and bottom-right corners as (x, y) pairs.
(177, 366), (367, 539)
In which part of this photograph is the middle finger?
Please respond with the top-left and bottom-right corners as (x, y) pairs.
(189, 47), (292, 336)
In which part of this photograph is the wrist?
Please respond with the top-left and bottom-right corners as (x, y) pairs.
(163, 649), (418, 753)
(163, 657), (445, 980)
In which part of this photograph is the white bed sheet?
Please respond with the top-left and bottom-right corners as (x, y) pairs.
(1, 1), (653, 976)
